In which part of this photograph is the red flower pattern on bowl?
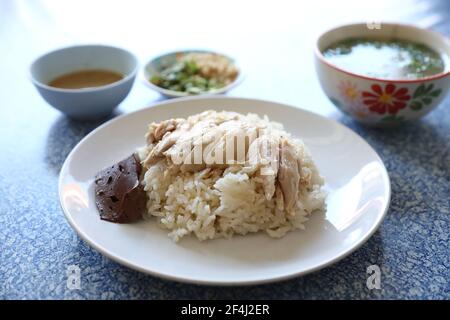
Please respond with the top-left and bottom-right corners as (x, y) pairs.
(362, 84), (410, 115)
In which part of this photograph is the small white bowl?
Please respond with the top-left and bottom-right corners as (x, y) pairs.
(315, 23), (450, 126)
(30, 45), (138, 120)
(142, 50), (243, 98)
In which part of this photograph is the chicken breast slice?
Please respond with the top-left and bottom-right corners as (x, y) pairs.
(143, 131), (181, 166)
(146, 119), (182, 144)
(278, 138), (301, 214)
(246, 134), (280, 200)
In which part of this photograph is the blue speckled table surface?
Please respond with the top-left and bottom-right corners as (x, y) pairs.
(1, 0), (449, 299)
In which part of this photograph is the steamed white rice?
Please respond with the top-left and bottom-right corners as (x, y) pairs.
(139, 111), (325, 242)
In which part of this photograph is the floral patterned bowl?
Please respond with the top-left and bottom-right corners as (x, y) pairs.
(315, 23), (450, 126)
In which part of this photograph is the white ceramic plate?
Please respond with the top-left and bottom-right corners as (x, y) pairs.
(59, 96), (390, 285)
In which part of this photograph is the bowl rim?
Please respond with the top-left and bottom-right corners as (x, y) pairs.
(29, 44), (139, 93)
(141, 48), (244, 97)
(315, 22), (450, 83)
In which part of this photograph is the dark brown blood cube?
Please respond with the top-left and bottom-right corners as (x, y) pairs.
(94, 153), (146, 223)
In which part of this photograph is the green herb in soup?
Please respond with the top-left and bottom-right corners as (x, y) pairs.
(150, 53), (238, 94)
(322, 38), (446, 80)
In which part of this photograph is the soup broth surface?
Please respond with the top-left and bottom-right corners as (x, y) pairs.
(322, 38), (446, 80)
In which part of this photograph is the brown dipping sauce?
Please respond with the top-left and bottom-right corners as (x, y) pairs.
(48, 69), (123, 89)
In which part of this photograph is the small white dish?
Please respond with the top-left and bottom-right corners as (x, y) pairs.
(30, 45), (138, 120)
(142, 50), (244, 98)
(59, 96), (390, 285)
